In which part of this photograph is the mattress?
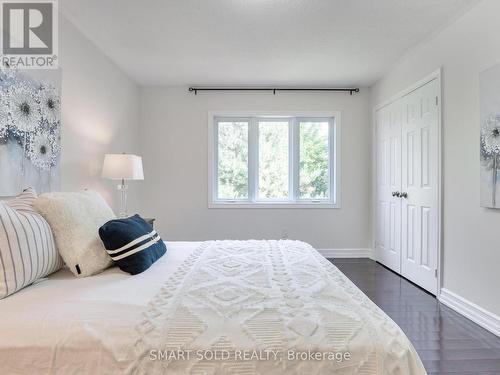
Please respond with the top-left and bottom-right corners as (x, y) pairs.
(0, 240), (426, 374)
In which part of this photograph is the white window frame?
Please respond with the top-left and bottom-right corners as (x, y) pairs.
(208, 111), (341, 208)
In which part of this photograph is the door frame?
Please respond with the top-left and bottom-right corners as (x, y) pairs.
(372, 68), (443, 297)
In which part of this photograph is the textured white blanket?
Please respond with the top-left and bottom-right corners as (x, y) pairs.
(130, 240), (426, 374)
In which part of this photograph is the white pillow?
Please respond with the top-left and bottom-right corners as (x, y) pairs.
(34, 190), (116, 277)
(0, 188), (63, 299)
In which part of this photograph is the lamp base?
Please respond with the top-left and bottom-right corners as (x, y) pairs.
(117, 179), (128, 218)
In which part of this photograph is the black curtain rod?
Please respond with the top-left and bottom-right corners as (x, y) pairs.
(188, 87), (360, 95)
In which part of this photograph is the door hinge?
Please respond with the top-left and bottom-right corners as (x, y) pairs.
(434, 269), (438, 278)
(435, 96), (439, 106)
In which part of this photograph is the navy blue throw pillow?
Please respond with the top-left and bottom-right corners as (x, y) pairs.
(99, 214), (166, 275)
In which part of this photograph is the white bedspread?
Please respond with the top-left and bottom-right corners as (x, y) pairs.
(0, 240), (426, 375)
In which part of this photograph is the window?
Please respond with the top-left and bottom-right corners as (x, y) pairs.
(209, 112), (340, 208)
(217, 120), (249, 199)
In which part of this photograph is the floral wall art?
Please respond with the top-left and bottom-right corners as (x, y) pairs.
(0, 68), (61, 196)
(480, 63), (500, 208)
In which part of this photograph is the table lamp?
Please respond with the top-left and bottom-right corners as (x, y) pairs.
(102, 153), (144, 218)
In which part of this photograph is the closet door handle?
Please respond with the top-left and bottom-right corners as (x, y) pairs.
(400, 192), (408, 199)
(392, 191), (401, 197)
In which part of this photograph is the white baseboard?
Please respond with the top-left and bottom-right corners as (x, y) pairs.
(317, 248), (374, 259)
(439, 288), (500, 338)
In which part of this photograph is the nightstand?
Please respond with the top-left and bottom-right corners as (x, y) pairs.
(144, 218), (155, 227)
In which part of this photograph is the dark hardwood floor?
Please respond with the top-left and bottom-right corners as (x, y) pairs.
(330, 258), (500, 375)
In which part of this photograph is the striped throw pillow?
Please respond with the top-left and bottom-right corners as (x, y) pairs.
(0, 188), (63, 299)
(99, 214), (166, 275)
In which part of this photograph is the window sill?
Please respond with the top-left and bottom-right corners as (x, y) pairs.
(208, 201), (340, 209)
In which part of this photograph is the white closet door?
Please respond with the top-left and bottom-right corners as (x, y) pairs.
(375, 101), (402, 273)
(401, 78), (439, 294)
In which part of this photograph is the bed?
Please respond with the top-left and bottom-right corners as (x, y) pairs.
(0, 240), (426, 374)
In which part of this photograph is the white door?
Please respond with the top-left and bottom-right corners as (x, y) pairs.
(375, 77), (439, 295)
(375, 101), (402, 273)
(400, 79), (439, 294)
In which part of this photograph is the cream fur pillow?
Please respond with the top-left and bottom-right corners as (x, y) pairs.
(34, 191), (116, 277)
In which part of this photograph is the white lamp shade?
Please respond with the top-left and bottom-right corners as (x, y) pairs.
(102, 154), (144, 180)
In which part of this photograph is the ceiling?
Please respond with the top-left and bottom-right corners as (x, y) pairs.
(60, 0), (479, 87)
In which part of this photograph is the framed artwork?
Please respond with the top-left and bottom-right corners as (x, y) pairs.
(0, 67), (61, 196)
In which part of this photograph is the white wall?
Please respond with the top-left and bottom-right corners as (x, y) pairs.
(58, 16), (140, 212)
(371, 0), (500, 316)
(138, 88), (372, 250)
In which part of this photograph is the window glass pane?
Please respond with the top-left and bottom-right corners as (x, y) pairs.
(258, 121), (289, 199)
(299, 121), (330, 199)
(217, 121), (248, 199)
